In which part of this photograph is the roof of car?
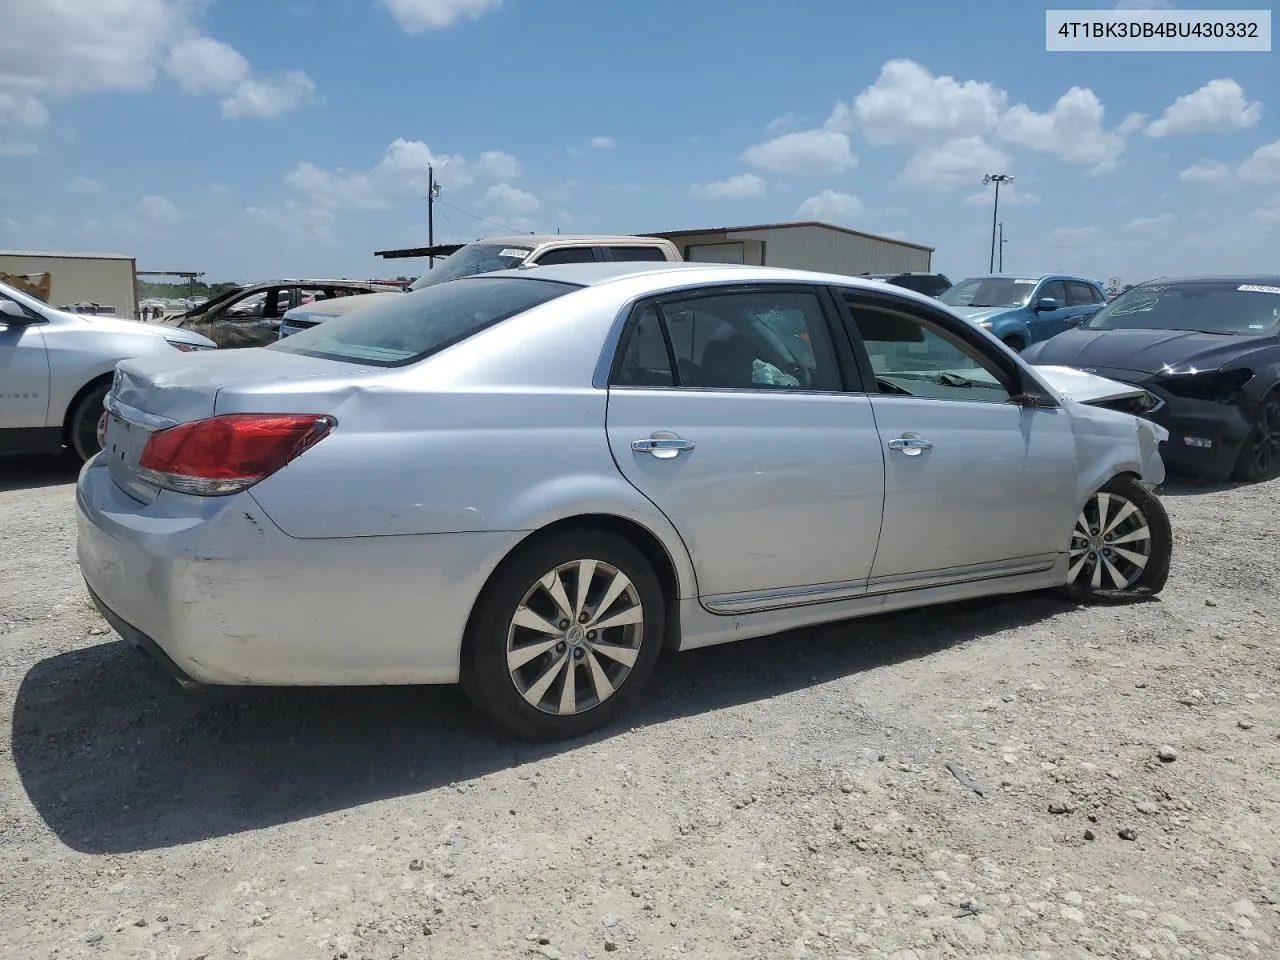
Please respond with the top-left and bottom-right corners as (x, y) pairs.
(464, 260), (947, 305)
(463, 234), (675, 247)
(1131, 274), (1280, 285)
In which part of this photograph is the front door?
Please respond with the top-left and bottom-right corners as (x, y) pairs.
(605, 285), (886, 604)
(0, 309), (50, 431)
(834, 288), (1078, 585)
(1028, 279), (1073, 342)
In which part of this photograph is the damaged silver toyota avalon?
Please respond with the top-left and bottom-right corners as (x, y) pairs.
(77, 261), (1172, 740)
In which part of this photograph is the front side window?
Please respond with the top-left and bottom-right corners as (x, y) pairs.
(843, 295), (1013, 403)
(614, 288), (840, 392)
(271, 276), (580, 367)
(1037, 280), (1068, 307)
(939, 277), (1040, 309)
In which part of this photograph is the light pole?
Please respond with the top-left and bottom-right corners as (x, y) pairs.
(982, 173), (1013, 273)
(999, 221), (1007, 272)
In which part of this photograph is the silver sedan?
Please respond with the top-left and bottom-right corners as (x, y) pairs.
(76, 262), (1173, 740)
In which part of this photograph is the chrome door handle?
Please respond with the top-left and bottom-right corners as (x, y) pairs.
(632, 436), (695, 459)
(887, 436), (933, 456)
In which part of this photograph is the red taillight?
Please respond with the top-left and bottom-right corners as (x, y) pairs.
(137, 413), (335, 496)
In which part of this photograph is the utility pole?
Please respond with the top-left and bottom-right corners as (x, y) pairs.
(982, 173), (1013, 272)
(427, 165), (442, 268)
(998, 222), (1007, 272)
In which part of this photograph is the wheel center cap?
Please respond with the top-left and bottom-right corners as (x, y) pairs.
(566, 624), (585, 644)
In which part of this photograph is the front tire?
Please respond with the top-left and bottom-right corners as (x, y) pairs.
(1002, 335), (1026, 352)
(460, 530), (666, 741)
(1059, 475), (1171, 603)
(1231, 393), (1280, 483)
(68, 383), (110, 462)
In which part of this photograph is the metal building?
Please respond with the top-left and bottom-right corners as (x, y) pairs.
(0, 250), (138, 318)
(643, 220), (933, 276)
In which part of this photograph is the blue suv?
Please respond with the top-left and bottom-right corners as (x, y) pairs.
(938, 274), (1108, 351)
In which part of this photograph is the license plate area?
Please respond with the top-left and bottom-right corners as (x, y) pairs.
(104, 410), (161, 503)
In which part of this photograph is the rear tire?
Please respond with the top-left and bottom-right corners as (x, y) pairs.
(1057, 475), (1171, 604)
(460, 530), (666, 741)
(68, 383), (110, 462)
(1230, 393), (1280, 483)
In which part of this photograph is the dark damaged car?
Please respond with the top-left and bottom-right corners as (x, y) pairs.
(166, 280), (403, 349)
(1020, 276), (1280, 482)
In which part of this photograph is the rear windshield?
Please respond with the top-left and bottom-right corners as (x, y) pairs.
(409, 243), (535, 290)
(1082, 281), (1280, 335)
(269, 276), (579, 367)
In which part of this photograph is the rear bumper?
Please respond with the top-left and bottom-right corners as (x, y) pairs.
(75, 456), (524, 685)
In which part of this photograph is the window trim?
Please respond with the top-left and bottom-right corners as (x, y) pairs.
(607, 282), (857, 395)
(828, 286), (1056, 407)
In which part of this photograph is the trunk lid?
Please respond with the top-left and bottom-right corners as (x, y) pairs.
(104, 348), (370, 502)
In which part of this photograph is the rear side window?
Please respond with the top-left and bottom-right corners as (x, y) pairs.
(1066, 281), (1100, 306)
(270, 277), (579, 367)
(533, 247), (596, 265)
(607, 246), (668, 262)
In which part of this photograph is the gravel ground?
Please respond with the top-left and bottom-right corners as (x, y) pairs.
(1, 456), (1277, 960)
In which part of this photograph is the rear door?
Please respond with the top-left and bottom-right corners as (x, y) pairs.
(1065, 280), (1106, 327)
(605, 284), (886, 608)
(831, 286), (1078, 586)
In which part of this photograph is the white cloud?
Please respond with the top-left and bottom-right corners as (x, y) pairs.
(1123, 213), (1176, 233)
(484, 182), (540, 215)
(1045, 226), (1101, 247)
(796, 190), (863, 224)
(0, 0), (315, 125)
(690, 173), (767, 200)
(740, 129), (855, 174)
(285, 138), (518, 211)
(204, 181), (231, 196)
(1114, 0), (1172, 8)
(242, 200), (337, 246)
(135, 194), (181, 225)
(1146, 79), (1262, 137)
(589, 136), (615, 150)
(898, 136), (1010, 190)
(1237, 139), (1280, 184)
(0, 91), (49, 128)
(997, 87), (1129, 172)
(766, 113), (804, 134)
(962, 186), (1040, 206)
(378, 0), (503, 33)
(1178, 159), (1233, 184)
(164, 37), (249, 94)
(31, 213), (58, 230)
(0, 141), (39, 156)
(845, 59), (1007, 146)
(221, 71), (316, 119)
(67, 176), (106, 194)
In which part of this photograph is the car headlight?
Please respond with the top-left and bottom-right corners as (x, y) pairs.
(1155, 368), (1252, 403)
(978, 321), (993, 329)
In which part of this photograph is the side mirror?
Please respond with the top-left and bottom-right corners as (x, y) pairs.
(1034, 297), (1059, 312)
(0, 300), (32, 323)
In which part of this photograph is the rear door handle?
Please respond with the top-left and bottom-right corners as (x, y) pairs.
(632, 435), (695, 459)
(887, 436), (933, 456)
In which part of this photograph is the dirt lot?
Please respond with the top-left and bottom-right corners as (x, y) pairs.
(1, 457), (1277, 960)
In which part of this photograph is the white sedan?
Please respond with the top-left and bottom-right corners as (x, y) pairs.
(77, 262), (1172, 740)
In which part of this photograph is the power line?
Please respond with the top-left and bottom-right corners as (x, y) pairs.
(433, 198), (533, 236)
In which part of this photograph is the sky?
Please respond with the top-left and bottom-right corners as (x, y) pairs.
(0, 0), (1277, 287)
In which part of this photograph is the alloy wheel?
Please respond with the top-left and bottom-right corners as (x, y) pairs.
(1247, 398), (1280, 478)
(506, 559), (644, 716)
(1067, 491), (1152, 591)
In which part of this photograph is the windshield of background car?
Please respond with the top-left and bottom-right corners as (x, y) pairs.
(939, 277), (1038, 308)
(1082, 281), (1280, 335)
(408, 244), (534, 290)
(269, 276), (579, 367)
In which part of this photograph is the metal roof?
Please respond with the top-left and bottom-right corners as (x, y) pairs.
(0, 250), (134, 260)
(643, 220), (935, 253)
